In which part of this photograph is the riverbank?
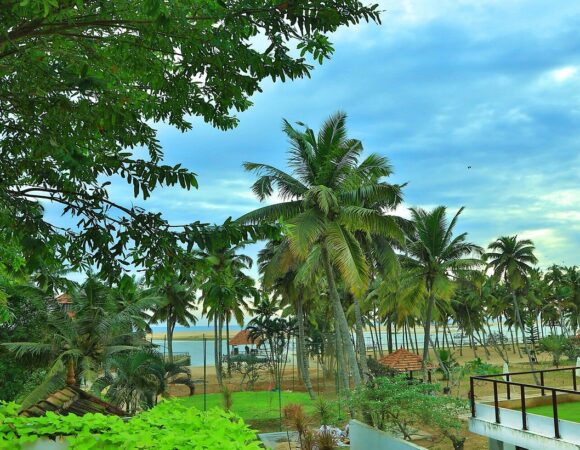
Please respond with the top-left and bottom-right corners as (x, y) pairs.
(149, 330), (210, 341)
(149, 324), (469, 342)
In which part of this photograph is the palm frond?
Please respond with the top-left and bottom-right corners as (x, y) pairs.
(236, 201), (304, 224)
(326, 223), (369, 296)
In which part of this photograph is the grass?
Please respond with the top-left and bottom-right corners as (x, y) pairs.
(176, 390), (319, 421)
(525, 402), (580, 423)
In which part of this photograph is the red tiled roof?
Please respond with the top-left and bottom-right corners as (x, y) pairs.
(378, 348), (432, 372)
(229, 329), (262, 346)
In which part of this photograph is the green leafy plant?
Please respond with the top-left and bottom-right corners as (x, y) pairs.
(465, 358), (501, 376)
(1, 0), (381, 282)
(0, 400), (262, 449)
(314, 397), (333, 426)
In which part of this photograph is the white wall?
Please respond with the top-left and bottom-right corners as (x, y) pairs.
(349, 420), (427, 450)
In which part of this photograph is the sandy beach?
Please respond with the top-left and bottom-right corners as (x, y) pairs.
(148, 330), (210, 341)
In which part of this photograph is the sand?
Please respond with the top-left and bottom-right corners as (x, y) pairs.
(148, 330), (209, 341)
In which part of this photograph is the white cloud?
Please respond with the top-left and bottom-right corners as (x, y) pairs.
(549, 66), (578, 83)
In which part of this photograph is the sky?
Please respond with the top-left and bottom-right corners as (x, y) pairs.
(53, 0), (580, 282)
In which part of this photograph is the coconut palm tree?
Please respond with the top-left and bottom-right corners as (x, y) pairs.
(258, 238), (318, 398)
(150, 280), (197, 364)
(238, 111), (405, 388)
(92, 348), (194, 414)
(199, 238), (258, 385)
(484, 236), (538, 372)
(404, 206), (482, 376)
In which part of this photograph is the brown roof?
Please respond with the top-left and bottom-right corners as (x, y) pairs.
(378, 348), (432, 372)
(19, 386), (126, 418)
(19, 359), (125, 418)
(229, 329), (262, 346)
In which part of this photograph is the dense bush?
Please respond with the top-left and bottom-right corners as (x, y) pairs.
(464, 358), (501, 376)
(349, 375), (468, 449)
(563, 336), (580, 361)
(0, 400), (261, 449)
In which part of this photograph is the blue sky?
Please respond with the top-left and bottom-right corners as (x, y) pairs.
(58, 0), (580, 280)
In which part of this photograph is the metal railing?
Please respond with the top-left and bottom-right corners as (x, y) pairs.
(470, 366), (579, 439)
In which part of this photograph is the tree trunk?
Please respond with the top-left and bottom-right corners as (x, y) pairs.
(334, 316), (348, 391)
(369, 322), (377, 358)
(321, 245), (361, 387)
(413, 324), (419, 355)
(296, 294), (316, 399)
(422, 283), (435, 380)
(214, 316), (223, 386)
(387, 318), (393, 354)
(167, 306), (174, 364)
(377, 312), (384, 356)
(511, 292), (539, 382)
(353, 297), (369, 380)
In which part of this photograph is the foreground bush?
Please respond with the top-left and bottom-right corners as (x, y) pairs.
(350, 375), (469, 449)
(0, 400), (261, 449)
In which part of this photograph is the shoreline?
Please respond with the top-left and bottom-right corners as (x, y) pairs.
(149, 331), (213, 341)
(149, 324), (473, 342)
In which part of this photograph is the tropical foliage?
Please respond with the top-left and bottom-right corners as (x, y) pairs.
(1, 0), (379, 282)
(0, 400), (261, 449)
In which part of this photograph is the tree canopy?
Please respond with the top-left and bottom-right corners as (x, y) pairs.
(0, 0), (380, 280)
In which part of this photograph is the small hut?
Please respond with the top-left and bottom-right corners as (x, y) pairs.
(228, 330), (262, 356)
(378, 348), (434, 381)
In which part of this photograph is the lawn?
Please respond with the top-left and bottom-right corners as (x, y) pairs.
(176, 391), (319, 421)
(525, 402), (580, 423)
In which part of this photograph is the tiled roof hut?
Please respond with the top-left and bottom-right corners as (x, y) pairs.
(378, 348), (434, 381)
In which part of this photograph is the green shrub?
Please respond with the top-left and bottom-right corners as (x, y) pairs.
(465, 358), (501, 376)
(563, 336), (580, 361)
(538, 335), (568, 367)
(0, 400), (261, 449)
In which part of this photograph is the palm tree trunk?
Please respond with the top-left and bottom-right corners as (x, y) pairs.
(369, 324), (377, 358)
(387, 317), (393, 353)
(422, 284), (435, 380)
(218, 314), (224, 384)
(353, 296), (369, 382)
(167, 307), (174, 364)
(511, 292), (539, 382)
(413, 324), (419, 355)
(334, 316), (348, 391)
(226, 314), (232, 378)
(406, 319), (415, 353)
(321, 245), (361, 387)
(296, 294), (316, 399)
(377, 313), (384, 356)
(214, 316), (223, 386)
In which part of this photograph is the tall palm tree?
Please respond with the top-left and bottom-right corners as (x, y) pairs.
(258, 238), (317, 398)
(199, 239), (258, 385)
(150, 280), (197, 364)
(404, 206), (481, 376)
(484, 236), (538, 371)
(238, 111), (404, 388)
